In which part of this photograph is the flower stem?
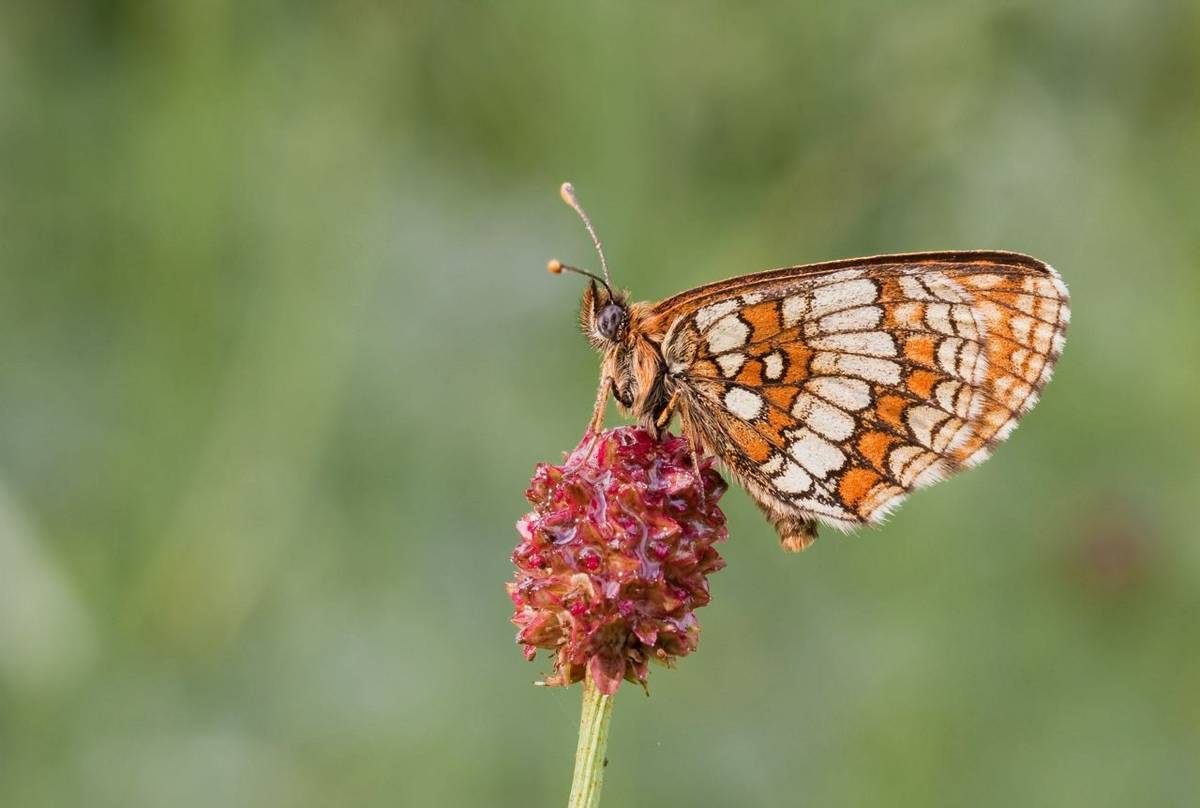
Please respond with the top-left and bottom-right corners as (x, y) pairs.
(567, 672), (615, 808)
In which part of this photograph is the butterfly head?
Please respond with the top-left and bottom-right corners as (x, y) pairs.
(595, 299), (627, 341)
(548, 259), (628, 346)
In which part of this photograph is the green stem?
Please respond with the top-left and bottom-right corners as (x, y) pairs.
(567, 671), (615, 808)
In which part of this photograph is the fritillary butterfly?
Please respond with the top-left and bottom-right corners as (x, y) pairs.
(548, 183), (1068, 551)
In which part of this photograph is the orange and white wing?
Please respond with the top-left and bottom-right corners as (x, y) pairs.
(655, 252), (1069, 529)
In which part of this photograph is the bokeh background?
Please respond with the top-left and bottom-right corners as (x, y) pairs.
(2, 2), (1198, 806)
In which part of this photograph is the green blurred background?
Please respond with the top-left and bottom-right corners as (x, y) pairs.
(2, 2), (1198, 806)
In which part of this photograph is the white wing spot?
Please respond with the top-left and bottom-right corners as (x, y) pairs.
(810, 279), (878, 318)
(935, 380), (960, 414)
(966, 274), (1004, 289)
(931, 418), (965, 453)
(791, 394), (856, 441)
(888, 445), (924, 481)
(806, 376), (871, 411)
(707, 314), (750, 354)
(906, 405), (950, 448)
(816, 305), (883, 334)
(1011, 348), (1029, 373)
(787, 428), (847, 477)
(781, 295), (808, 327)
(773, 461), (813, 493)
(812, 353), (902, 385)
(1025, 276), (1060, 297)
(716, 353), (747, 378)
(763, 352), (784, 380)
(977, 301), (1003, 324)
(760, 454), (784, 475)
(923, 272), (970, 303)
(993, 375), (1022, 409)
(695, 300), (738, 331)
(1011, 315), (1034, 344)
(1023, 353), (1046, 382)
(937, 338), (962, 376)
(899, 276), (933, 301)
(1032, 322), (1054, 354)
(1003, 377), (1033, 410)
(952, 306), (981, 340)
(724, 387), (763, 420)
(924, 303), (956, 336)
(894, 302), (924, 327)
(958, 387), (983, 420)
(959, 341), (985, 384)
(1037, 298), (1060, 322)
(810, 331), (896, 357)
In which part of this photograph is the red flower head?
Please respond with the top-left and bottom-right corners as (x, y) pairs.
(508, 427), (728, 695)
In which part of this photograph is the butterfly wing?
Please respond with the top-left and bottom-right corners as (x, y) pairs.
(652, 252), (1069, 546)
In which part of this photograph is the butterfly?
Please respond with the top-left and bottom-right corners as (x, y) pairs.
(548, 183), (1069, 552)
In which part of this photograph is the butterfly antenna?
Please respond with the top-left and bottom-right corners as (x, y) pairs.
(558, 182), (611, 286)
(546, 259), (616, 300)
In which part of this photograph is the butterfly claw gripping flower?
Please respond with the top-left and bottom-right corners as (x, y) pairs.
(508, 427), (727, 695)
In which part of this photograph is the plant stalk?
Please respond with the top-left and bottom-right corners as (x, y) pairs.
(567, 671), (614, 808)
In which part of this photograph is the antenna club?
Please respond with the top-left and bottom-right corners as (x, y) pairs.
(555, 181), (611, 286)
(546, 261), (615, 298)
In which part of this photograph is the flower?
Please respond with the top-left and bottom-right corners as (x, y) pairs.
(508, 426), (728, 694)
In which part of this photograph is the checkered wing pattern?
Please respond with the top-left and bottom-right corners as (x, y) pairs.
(654, 252), (1068, 528)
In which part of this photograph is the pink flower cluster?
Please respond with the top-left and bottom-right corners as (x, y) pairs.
(508, 427), (728, 694)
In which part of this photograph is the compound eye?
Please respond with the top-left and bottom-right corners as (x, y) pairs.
(596, 304), (626, 340)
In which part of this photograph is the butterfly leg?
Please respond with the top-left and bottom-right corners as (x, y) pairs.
(653, 389), (682, 433)
(675, 401), (709, 506)
(588, 377), (611, 436)
(690, 442), (708, 507)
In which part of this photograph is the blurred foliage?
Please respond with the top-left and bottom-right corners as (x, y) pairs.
(1, 2), (1198, 806)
